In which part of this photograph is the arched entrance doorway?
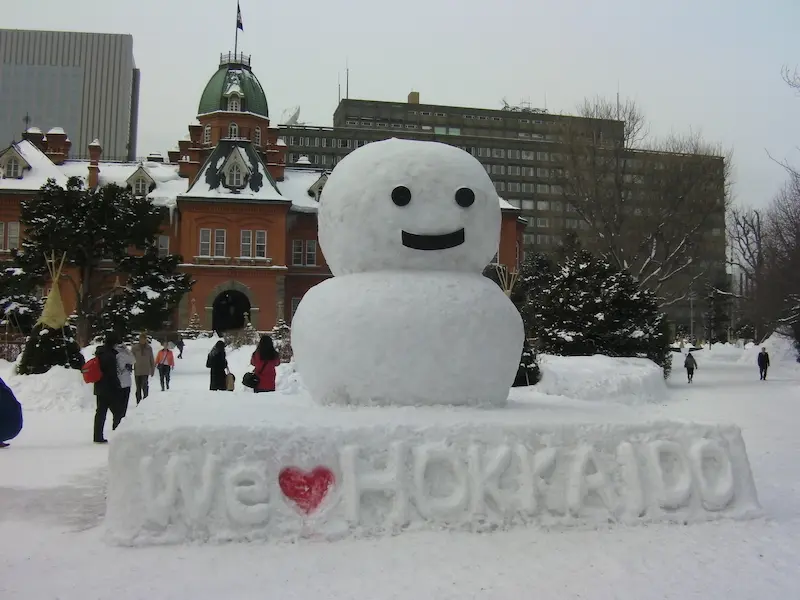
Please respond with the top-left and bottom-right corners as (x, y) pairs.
(212, 289), (251, 332)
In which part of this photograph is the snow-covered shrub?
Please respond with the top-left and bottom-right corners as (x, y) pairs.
(527, 248), (671, 378)
(16, 323), (84, 375)
(272, 319), (293, 362)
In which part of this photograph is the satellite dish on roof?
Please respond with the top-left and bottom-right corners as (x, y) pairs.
(280, 105), (301, 125)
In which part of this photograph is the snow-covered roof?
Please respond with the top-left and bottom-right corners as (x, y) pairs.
(296, 156), (311, 165)
(498, 196), (520, 211)
(26, 127), (43, 134)
(277, 168), (328, 213)
(47, 127), (65, 135)
(0, 140), (68, 191)
(182, 140), (285, 203)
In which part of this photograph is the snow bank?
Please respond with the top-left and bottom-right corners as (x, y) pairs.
(704, 343), (744, 363)
(104, 388), (761, 546)
(536, 355), (667, 405)
(1, 364), (94, 412)
(738, 333), (798, 366)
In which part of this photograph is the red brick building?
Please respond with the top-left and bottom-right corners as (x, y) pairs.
(0, 51), (525, 332)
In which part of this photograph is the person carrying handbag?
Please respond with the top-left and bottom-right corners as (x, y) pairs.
(155, 342), (175, 391)
(245, 335), (281, 393)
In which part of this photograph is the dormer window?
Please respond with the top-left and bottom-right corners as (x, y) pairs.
(133, 177), (148, 196)
(203, 125), (211, 145)
(229, 164), (243, 187)
(254, 127), (262, 147)
(228, 96), (241, 112)
(228, 122), (239, 138)
(4, 156), (21, 178)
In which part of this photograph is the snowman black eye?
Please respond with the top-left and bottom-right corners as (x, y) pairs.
(455, 187), (475, 208)
(391, 185), (412, 207)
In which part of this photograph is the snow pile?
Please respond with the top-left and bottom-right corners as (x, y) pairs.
(704, 343), (744, 363)
(536, 354), (667, 405)
(104, 387), (761, 546)
(738, 333), (798, 366)
(1, 363), (94, 412)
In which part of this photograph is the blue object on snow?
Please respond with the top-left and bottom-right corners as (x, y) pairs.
(0, 376), (23, 443)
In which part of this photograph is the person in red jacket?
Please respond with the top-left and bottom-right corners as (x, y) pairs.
(155, 342), (176, 391)
(250, 335), (281, 393)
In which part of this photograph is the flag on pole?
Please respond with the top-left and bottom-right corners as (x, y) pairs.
(237, 3), (244, 30)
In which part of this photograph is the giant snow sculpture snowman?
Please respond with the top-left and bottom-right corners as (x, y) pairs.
(292, 139), (524, 407)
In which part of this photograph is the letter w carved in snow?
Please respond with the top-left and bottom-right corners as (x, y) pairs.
(140, 454), (219, 528)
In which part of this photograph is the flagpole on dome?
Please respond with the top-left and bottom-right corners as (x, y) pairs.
(234, 2), (244, 57)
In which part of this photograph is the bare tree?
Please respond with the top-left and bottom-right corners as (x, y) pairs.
(551, 97), (730, 306)
(728, 207), (770, 337)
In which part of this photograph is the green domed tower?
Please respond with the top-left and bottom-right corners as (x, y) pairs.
(198, 52), (269, 117)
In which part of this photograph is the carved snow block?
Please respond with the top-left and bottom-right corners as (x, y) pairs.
(104, 397), (761, 546)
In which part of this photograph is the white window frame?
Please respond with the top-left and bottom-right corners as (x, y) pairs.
(7, 221), (19, 249)
(229, 163), (243, 187)
(292, 240), (304, 265)
(157, 234), (170, 257)
(133, 177), (148, 196)
(199, 228), (212, 256)
(5, 157), (21, 178)
(305, 240), (317, 266)
(203, 125), (212, 145)
(255, 230), (267, 258)
(537, 200), (549, 211)
(537, 152), (549, 161)
(537, 218), (549, 228)
(228, 122), (239, 138)
(228, 96), (241, 112)
(240, 229), (252, 257)
(537, 184), (550, 194)
(491, 148), (505, 158)
(214, 229), (226, 257)
(254, 127), (262, 146)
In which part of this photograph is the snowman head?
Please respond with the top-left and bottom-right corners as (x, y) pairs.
(318, 139), (501, 276)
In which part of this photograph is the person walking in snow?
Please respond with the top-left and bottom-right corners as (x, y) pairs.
(155, 342), (175, 391)
(249, 335), (281, 393)
(757, 347), (771, 381)
(114, 340), (135, 422)
(93, 333), (123, 444)
(176, 337), (185, 359)
(684, 351), (698, 384)
(131, 333), (155, 404)
(207, 340), (229, 391)
(0, 376), (23, 449)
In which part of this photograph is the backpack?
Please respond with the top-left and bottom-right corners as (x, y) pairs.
(81, 357), (103, 384)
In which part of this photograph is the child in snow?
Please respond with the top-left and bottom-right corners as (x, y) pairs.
(0, 376), (23, 448)
(155, 342), (175, 391)
(684, 351), (698, 383)
(250, 335), (281, 393)
(757, 347), (770, 380)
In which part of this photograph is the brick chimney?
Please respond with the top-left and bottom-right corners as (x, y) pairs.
(188, 123), (203, 145)
(22, 127), (46, 151)
(88, 139), (102, 189)
(45, 127), (68, 165)
(167, 148), (180, 163)
(408, 91), (420, 104)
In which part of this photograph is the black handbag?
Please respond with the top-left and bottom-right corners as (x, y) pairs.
(242, 358), (267, 389)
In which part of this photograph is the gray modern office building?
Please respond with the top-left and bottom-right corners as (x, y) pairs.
(0, 29), (139, 161)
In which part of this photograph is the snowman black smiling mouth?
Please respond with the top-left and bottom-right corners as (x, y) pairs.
(392, 185), (475, 251)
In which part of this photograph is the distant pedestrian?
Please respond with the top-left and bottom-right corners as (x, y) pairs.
(114, 341), (135, 422)
(155, 342), (175, 391)
(131, 333), (155, 404)
(176, 337), (185, 359)
(684, 351), (698, 384)
(0, 377), (23, 448)
(757, 347), (771, 381)
(207, 340), (229, 391)
(249, 335), (281, 393)
(93, 333), (123, 444)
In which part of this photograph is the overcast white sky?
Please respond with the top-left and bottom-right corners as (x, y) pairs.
(5, 0), (800, 208)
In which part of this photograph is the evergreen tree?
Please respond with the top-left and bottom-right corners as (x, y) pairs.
(15, 177), (164, 345)
(242, 313), (259, 345)
(513, 341), (542, 386)
(528, 248), (671, 377)
(97, 248), (193, 338)
(0, 265), (43, 334)
(184, 301), (202, 339)
(273, 319), (293, 362)
(16, 323), (84, 375)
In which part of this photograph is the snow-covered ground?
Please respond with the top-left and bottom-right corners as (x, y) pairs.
(1, 338), (799, 599)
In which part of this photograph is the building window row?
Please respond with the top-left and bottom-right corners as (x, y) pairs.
(198, 228), (272, 258)
(240, 229), (268, 258)
(0, 221), (20, 250)
(292, 239), (317, 266)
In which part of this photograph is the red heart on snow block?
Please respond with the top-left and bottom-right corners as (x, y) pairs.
(278, 466), (335, 514)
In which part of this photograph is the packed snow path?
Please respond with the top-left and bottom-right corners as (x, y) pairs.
(1, 351), (799, 599)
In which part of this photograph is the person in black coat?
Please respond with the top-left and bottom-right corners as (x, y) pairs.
(93, 333), (123, 444)
(757, 347), (771, 381)
(207, 340), (229, 391)
(0, 376), (23, 448)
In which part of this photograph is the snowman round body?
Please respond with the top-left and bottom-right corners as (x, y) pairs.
(292, 138), (524, 407)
